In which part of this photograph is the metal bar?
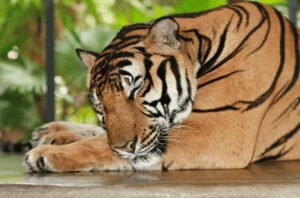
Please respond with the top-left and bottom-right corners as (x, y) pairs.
(288, 0), (298, 26)
(45, 0), (55, 122)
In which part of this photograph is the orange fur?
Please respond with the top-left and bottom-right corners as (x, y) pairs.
(24, 2), (299, 172)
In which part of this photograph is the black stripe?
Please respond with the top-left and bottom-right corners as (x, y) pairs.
(119, 69), (133, 78)
(197, 70), (242, 89)
(157, 59), (171, 107)
(271, 21), (300, 105)
(227, 6), (243, 30)
(118, 40), (141, 50)
(140, 108), (158, 118)
(196, 4), (282, 112)
(141, 126), (156, 144)
(169, 56), (183, 97)
(233, 5), (250, 26)
(141, 132), (159, 150)
(133, 75), (142, 84)
(193, 105), (239, 113)
(169, 68), (193, 123)
(98, 52), (110, 59)
(143, 100), (159, 108)
(112, 52), (134, 59)
(185, 68), (192, 97)
(247, 2), (271, 56)
(103, 35), (142, 51)
(115, 60), (132, 68)
(198, 34), (212, 65)
(274, 97), (300, 123)
(119, 70), (133, 83)
(128, 83), (142, 100)
(179, 35), (194, 43)
(257, 123), (300, 162)
(140, 56), (153, 97)
(170, 97), (192, 123)
(244, 7), (285, 111)
(255, 146), (293, 163)
(195, 19), (231, 78)
(134, 47), (146, 53)
(199, 2), (267, 78)
(142, 100), (163, 118)
(116, 23), (149, 38)
(140, 81), (151, 98)
(182, 30), (211, 66)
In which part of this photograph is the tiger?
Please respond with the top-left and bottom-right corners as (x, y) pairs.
(23, 1), (299, 172)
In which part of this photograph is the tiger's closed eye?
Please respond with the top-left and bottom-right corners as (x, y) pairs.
(120, 70), (133, 86)
(127, 76), (145, 100)
(124, 77), (131, 86)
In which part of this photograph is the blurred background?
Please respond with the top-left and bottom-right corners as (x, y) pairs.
(0, 0), (299, 145)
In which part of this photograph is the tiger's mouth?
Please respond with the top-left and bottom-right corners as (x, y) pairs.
(113, 126), (169, 162)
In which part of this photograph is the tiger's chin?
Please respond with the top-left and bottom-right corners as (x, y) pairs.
(131, 154), (162, 170)
(117, 147), (164, 170)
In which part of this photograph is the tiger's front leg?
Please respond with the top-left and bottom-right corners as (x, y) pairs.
(160, 111), (262, 170)
(24, 135), (132, 172)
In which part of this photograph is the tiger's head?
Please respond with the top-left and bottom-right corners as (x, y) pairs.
(77, 18), (196, 167)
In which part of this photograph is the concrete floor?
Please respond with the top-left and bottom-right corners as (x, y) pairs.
(0, 152), (300, 197)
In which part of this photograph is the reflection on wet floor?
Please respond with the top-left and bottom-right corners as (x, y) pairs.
(0, 152), (300, 187)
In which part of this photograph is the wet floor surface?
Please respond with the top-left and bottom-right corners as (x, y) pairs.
(0, 152), (299, 197)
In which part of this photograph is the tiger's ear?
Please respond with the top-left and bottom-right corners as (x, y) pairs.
(147, 18), (180, 49)
(76, 48), (99, 69)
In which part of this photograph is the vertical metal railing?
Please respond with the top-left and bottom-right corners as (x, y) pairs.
(45, 0), (55, 122)
(288, 0), (298, 26)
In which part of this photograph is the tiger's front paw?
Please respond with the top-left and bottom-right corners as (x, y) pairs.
(31, 121), (70, 147)
(23, 145), (64, 172)
(23, 144), (90, 172)
(23, 136), (133, 173)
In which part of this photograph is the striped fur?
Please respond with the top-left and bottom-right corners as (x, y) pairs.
(23, 2), (299, 172)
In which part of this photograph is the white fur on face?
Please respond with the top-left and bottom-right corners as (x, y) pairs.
(120, 60), (145, 99)
(92, 88), (101, 105)
(132, 154), (162, 170)
(92, 88), (106, 127)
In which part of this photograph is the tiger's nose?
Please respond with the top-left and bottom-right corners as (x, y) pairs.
(112, 136), (137, 153)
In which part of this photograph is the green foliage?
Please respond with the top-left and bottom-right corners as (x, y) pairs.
(68, 105), (99, 124)
(255, 0), (288, 5)
(174, 0), (227, 13)
(0, 60), (45, 132)
(0, 0), (44, 134)
(0, 90), (42, 132)
(0, 0), (42, 58)
(0, 60), (45, 95)
(0, 0), (297, 137)
(56, 26), (117, 90)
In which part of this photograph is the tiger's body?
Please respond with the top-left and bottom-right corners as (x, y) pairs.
(24, 2), (299, 172)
